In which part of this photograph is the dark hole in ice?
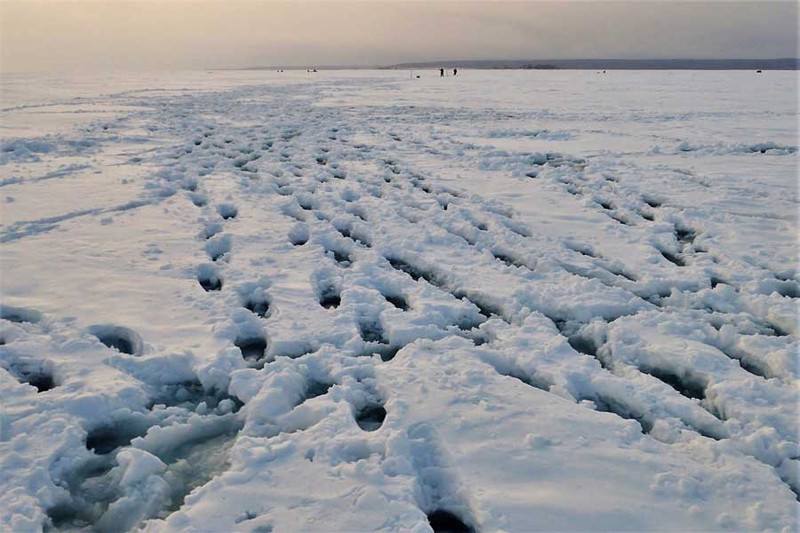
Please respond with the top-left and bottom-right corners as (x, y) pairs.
(235, 336), (267, 361)
(736, 358), (770, 380)
(643, 197), (662, 208)
(235, 510), (260, 524)
(766, 321), (790, 337)
(377, 346), (403, 363)
(639, 210), (655, 221)
(675, 227), (696, 245)
(320, 294), (341, 309)
(329, 249), (353, 267)
(660, 250), (685, 267)
(359, 340), (403, 361)
(710, 277), (727, 288)
(384, 294), (409, 311)
(453, 291), (501, 320)
(782, 480), (800, 503)
(245, 300), (270, 318)
(504, 368), (550, 392)
(46, 503), (94, 530)
(244, 297), (270, 318)
(386, 257), (422, 281)
(692, 424), (724, 441)
(641, 367), (706, 400)
(355, 404), (386, 431)
(567, 334), (597, 355)
(350, 210), (367, 222)
(218, 204), (238, 220)
(198, 273), (223, 292)
(464, 298), (492, 319)
(337, 227), (371, 248)
(492, 251), (527, 270)
(90, 326), (141, 356)
(208, 250), (226, 262)
(775, 281), (800, 299)
(570, 246), (595, 258)
(454, 315), (487, 332)
(448, 229), (476, 247)
(567, 335), (612, 371)
(549, 317), (571, 336)
(288, 224), (309, 245)
(319, 286), (341, 309)
(590, 394), (653, 434)
(18, 370), (55, 392)
(468, 332), (490, 346)
(305, 380), (333, 401)
(387, 257), (439, 286)
(426, 509), (474, 533)
(359, 318), (387, 344)
(351, 234), (371, 248)
(598, 200), (613, 210)
(608, 213), (630, 225)
(607, 267), (637, 282)
(86, 423), (149, 455)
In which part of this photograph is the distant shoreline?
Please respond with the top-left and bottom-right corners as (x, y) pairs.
(388, 58), (798, 70)
(243, 58), (798, 71)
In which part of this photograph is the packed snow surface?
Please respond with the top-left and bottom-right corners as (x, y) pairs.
(1, 70), (798, 532)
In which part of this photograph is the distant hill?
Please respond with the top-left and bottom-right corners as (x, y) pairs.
(386, 58), (799, 70)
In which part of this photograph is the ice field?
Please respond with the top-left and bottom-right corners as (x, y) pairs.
(0, 69), (798, 532)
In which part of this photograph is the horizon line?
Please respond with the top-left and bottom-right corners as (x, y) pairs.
(235, 57), (799, 71)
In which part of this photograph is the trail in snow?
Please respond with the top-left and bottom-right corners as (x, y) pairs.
(0, 70), (797, 532)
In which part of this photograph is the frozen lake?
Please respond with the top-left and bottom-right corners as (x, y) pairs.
(1, 70), (797, 532)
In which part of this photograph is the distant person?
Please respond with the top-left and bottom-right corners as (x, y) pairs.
(440, 68), (444, 77)
(453, 68), (458, 76)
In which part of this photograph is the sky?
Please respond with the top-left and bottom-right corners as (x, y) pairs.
(1, 1), (797, 71)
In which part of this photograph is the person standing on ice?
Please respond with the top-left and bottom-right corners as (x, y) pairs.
(453, 68), (458, 76)
(440, 68), (444, 77)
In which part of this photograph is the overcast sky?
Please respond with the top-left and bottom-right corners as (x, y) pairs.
(1, 1), (797, 71)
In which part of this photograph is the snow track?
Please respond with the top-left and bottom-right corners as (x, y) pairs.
(1, 71), (797, 531)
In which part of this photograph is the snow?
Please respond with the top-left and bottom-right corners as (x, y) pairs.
(0, 69), (797, 532)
